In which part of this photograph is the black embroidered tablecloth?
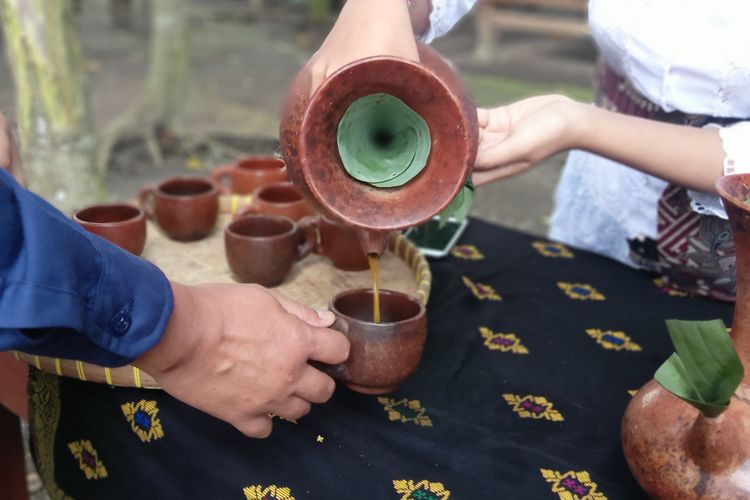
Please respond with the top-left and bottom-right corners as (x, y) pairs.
(28, 218), (734, 499)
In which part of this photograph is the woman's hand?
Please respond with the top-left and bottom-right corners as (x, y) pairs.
(473, 95), (583, 186)
(0, 113), (26, 187)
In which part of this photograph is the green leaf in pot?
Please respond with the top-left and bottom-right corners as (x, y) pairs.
(337, 93), (431, 188)
(439, 178), (474, 227)
(654, 319), (744, 418)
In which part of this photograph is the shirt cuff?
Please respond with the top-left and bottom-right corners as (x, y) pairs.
(687, 122), (750, 219)
(85, 236), (175, 364)
(420, 0), (478, 44)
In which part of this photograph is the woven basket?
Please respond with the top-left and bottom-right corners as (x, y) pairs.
(15, 195), (431, 388)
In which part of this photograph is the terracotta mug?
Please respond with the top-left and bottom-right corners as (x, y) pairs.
(238, 182), (316, 221)
(73, 203), (147, 256)
(321, 288), (427, 394)
(210, 156), (288, 194)
(299, 214), (370, 271)
(224, 214), (316, 286)
(138, 176), (219, 241)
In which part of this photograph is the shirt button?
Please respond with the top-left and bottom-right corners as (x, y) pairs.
(110, 301), (133, 336)
(113, 313), (131, 334)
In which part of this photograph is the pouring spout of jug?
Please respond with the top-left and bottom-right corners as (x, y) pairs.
(357, 229), (392, 257)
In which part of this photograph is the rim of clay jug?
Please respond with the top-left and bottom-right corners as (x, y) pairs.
(716, 174), (750, 211)
(297, 53), (478, 231)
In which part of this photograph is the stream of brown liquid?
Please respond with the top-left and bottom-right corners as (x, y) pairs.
(368, 253), (381, 323)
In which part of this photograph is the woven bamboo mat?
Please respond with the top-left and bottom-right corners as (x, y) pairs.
(16, 196), (431, 387)
(143, 214), (420, 311)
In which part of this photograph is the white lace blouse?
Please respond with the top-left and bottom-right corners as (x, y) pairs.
(426, 0), (750, 268)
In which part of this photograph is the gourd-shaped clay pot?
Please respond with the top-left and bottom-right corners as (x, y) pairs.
(279, 44), (478, 255)
(621, 174), (750, 498)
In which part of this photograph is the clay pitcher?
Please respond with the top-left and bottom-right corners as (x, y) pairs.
(620, 174), (750, 498)
(280, 44), (478, 256)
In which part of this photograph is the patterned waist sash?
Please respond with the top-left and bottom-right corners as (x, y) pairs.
(597, 63), (738, 301)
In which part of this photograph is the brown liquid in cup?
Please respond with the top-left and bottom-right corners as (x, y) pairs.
(324, 289), (427, 394)
(368, 254), (381, 323)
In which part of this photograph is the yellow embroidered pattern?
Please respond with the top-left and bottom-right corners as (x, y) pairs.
(451, 244), (484, 260)
(652, 277), (689, 297)
(269, 413), (298, 424)
(557, 282), (605, 301)
(585, 329), (641, 352)
(463, 276), (502, 301)
(243, 485), (295, 500)
(393, 479), (451, 499)
(29, 370), (73, 499)
(503, 394), (564, 422)
(68, 439), (108, 480)
(480, 326), (528, 354)
(628, 390), (639, 397)
(532, 241), (574, 259)
(121, 399), (165, 443)
(378, 397), (433, 427)
(540, 468), (608, 500)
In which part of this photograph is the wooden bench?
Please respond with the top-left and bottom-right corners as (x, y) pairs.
(0, 352), (30, 500)
(473, 0), (589, 61)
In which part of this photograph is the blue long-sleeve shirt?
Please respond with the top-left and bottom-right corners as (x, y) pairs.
(0, 169), (173, 366)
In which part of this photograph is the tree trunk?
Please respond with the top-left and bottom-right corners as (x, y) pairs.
(98, 0), (190, 168)
(110, 0), (133, 30)
(1, 0), (104, 213)
(147, 0), (189, 132)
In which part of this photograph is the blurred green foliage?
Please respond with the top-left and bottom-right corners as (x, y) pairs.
(464, 73), (593, 107)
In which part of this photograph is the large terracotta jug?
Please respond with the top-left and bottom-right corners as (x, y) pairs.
(279, 44), (479, 255)
(621, 174), (750, 498)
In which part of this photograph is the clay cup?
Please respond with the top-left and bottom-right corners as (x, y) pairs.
(299, 214), (369, 271)
(322, 289), (427, 394)
(73, 203), (147, 256)
(139, 176), (219, 241)
(225, 214), (316, 286)
(211, 156), (288, 194)
(238, 181), (316, 221)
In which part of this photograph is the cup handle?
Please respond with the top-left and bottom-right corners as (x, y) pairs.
(210, 164), (233, 194)
(137, 185), (156, 220)
(311, 316), (350, 381)
(297, 216), (320, 257)
(297, 217), (318, 260)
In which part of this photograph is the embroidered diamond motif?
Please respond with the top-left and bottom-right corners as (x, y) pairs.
(68, 440), (108, 480)
(540, 468), (607, 499)
(532, 241), (574, 258)
(393, 479), (450, 499)
(480, 327), (529, 354)
(586, 329), (641, 352)
(378, 397), (433, 427)
(121, 400), (164, 443)
(558, 282), (605, 301)
(463, 276), (502, 301)
(243, 485), (295, 500)
(503, 394), (564, 421)
(451, 244), (484, 260)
